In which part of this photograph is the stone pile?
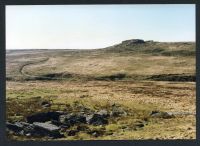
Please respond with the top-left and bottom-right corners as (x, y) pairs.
(6, 109), (115, 138)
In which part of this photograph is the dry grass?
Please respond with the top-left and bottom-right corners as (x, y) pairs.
(6, 80), (196, 140)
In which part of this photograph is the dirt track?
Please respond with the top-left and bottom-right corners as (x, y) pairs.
(20, 57), (49, 78)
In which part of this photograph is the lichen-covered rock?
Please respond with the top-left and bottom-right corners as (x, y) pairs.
(86, 114), (108, 126)
(59, 113), (86, 126)
(150, 111), (175, 119)
(33, 122), (64, 138)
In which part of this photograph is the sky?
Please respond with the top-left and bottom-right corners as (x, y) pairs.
(6, 4), (195, 49)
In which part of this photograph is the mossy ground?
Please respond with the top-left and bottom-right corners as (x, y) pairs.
(6, 80), (195, 140)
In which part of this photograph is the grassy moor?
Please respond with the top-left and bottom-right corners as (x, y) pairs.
(6, 39), (196, 140)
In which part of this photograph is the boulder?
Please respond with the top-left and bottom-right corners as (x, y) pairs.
(33, 122), (63, 138)
(150, 111), (175, 119)
(26, 111), (64, 123)
(59, 113), (86, 126)
(6, 121), (64, 138)
(6, 122), (24, 133)
(86, 114), (108, 126)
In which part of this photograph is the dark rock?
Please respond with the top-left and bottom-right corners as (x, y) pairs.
(6, 122), (38, 136)
(150, 111), (175, 119)
(23, 124), (37, 136)
(27, 111), (64, 123)
(68, 130), (78, 136)
(122, 39), (145, 46)
(41, 101), (51, 108)
(121, 125), (128, 129)
(14, 122), (37, 135)
(111, 103), (116, 107)
(106, 131), (113, 135)
(6, 122), (24, 133)
(86, 114), (108, 126)
(87, 130), (103, 137)
(135, 123), (144, 128)
(59, 113), (86, 126)
(33, 122), (63, 138)
(6, 121), (64, 138)
(51, 119), (70, 129)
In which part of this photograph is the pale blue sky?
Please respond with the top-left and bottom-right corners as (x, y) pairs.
(6, 4), (195, 49)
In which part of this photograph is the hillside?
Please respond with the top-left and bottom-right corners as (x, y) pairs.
(6, 39), (195, 81)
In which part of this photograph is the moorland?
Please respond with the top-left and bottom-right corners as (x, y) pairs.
(6, 39), (196, 140)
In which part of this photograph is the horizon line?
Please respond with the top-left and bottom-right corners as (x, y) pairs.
(6, 40), (195, 50)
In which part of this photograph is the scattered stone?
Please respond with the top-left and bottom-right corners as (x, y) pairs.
(7, 106), (127, 139)
(150, 111), (175, 119)
(87, 130), (103, 137)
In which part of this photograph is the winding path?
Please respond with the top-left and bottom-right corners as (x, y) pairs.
(20, 57), (50, 79)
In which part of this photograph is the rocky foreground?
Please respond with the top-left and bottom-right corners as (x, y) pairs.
(6, 103), (175, 139)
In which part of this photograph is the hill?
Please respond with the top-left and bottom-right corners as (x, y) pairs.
(6, 39), (195, 81)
